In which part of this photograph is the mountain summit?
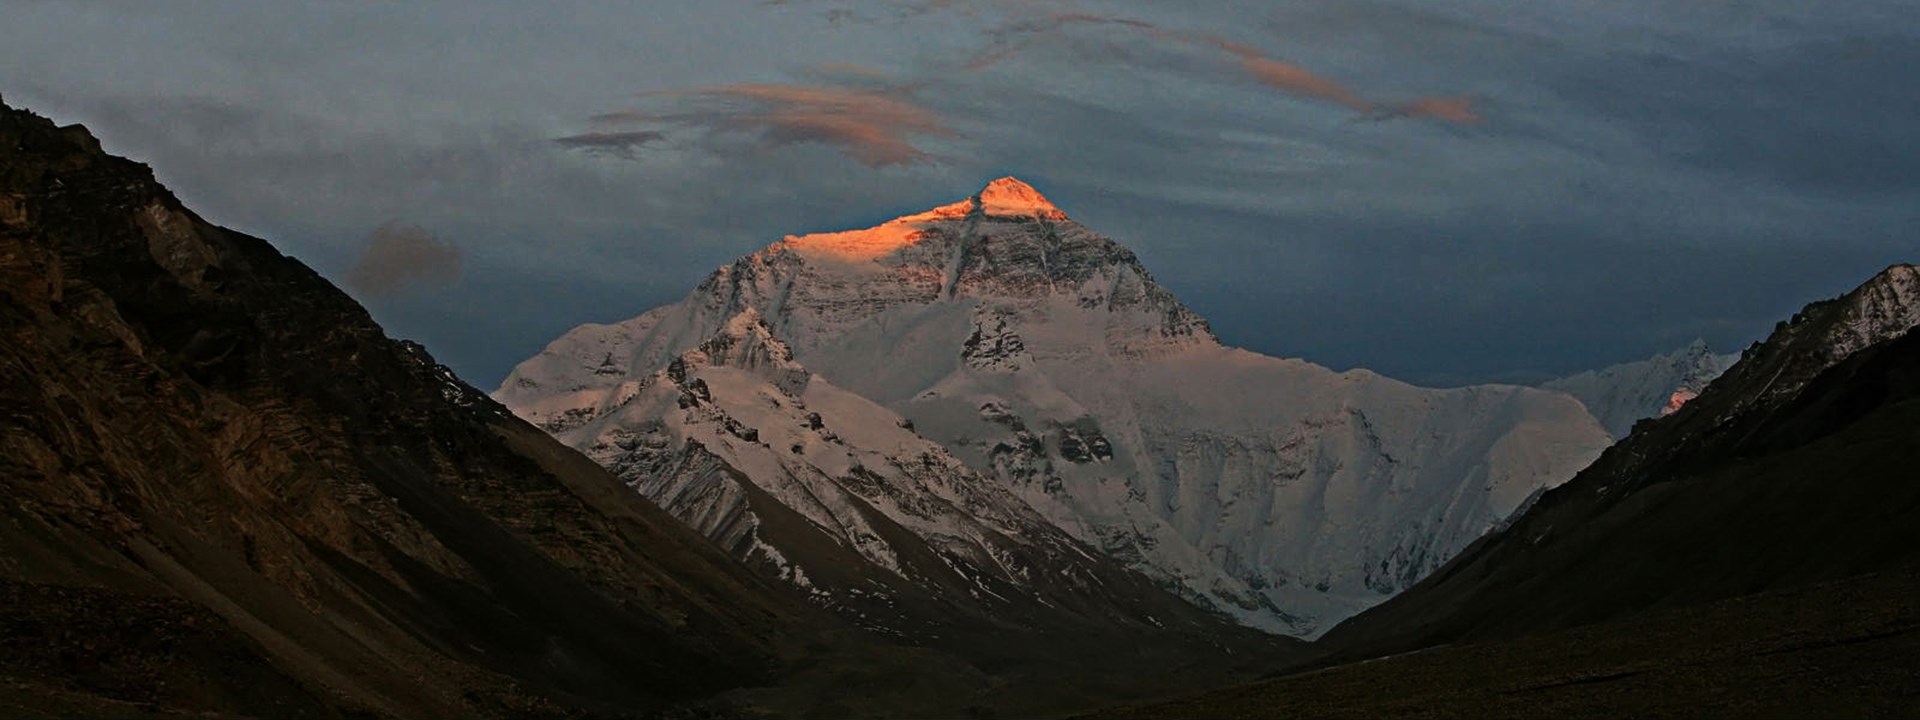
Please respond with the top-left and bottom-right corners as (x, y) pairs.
(779, 176), (1065, 262)
(499, 178), (1611, 637)
(974, 176), (1068, 219)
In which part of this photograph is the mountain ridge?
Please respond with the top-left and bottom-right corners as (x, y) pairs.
(1318, 261), (1920, 655)
(1542, 339), (1740, 439)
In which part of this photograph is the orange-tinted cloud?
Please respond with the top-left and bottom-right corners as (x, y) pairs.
(1208, 39), (1373, 112)
(1372, 95), (1483, 124)
(346, 221), (462, 297)
(577, 7), (1477, 171)
(596, 83), (952, 167)
(967, 11), (1482, 125)
(1211, 38), (1481, 125)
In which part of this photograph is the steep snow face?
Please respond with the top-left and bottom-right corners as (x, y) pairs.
(527, 307), (1172, 627)
(1543, 340), (1741, 439)
(498, 179), (1612, 637)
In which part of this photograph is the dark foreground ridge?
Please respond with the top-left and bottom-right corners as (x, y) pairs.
(0, 97), (811, 717)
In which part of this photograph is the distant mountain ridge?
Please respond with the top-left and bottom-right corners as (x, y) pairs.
(500, 177), (1613, 637)
(1543, 339), (1740, 439)
(1321, 263), (1920, 655)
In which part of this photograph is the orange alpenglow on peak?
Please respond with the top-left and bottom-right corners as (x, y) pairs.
(976, 176), (1067, 219)
(1662, 387), (1701, 416)
(781, 177), (1068, 261)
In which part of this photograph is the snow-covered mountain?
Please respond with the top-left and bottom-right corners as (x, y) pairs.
(1543, 340), (1741, 439)
(497, 178), (1613, 637)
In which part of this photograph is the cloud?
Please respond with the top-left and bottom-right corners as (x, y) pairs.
(569, 6), (1473, 173)
(552, 130), (665, 159)
(966, 10), (1482, 125)
(595, 83), (954, 167)
(809, 61), (894, 80)
(966, 12), (1159, 70)
(1370, 95), (1482, 124)
(13, 0), (1914, 391)
(1208, 39), (1374, 112)
(345, 221), (463, 297)
(1186, 35), (1488, 124)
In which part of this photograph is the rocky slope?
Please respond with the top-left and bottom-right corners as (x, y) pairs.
(1543, 339), (1740, 439)
(1319, 263), (1920, 657)
(0, 98), (811, 718)
(499, 177), (1613, 637)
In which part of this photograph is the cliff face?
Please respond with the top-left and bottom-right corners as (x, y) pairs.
(0, 100), (807, 718)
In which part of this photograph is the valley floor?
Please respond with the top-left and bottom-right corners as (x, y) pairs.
(1083, 564), (1920, 719)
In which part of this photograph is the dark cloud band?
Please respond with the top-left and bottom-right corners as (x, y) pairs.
(346, 221), (463, 297)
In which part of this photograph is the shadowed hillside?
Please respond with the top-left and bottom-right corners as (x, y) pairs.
(0, 97), (814, 718)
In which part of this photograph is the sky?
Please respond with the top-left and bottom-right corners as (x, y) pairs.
(3, 0), (1916, 387)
